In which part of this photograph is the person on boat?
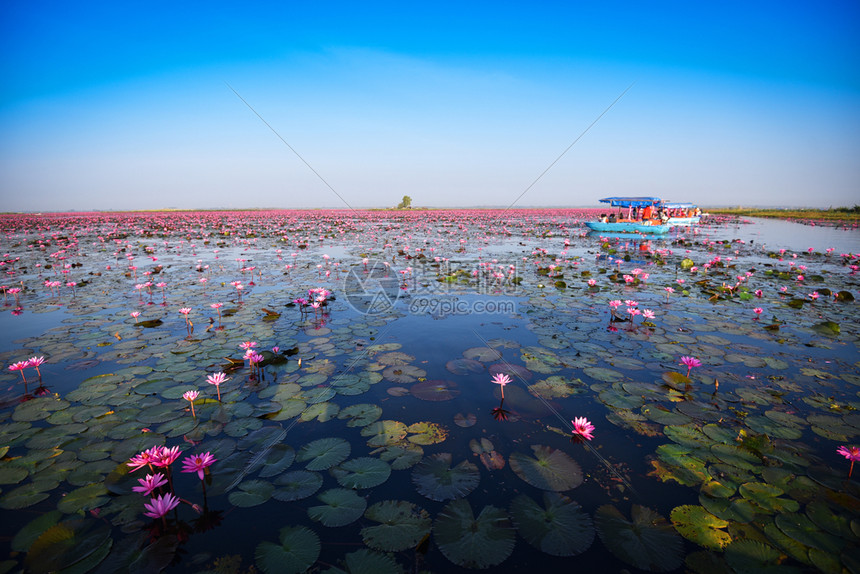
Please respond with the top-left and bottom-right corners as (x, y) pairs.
(694, 207), (702, 217)
(660, 210), (669, 223)
(641, 204), (653, 220)
(608, 213), (616, 223)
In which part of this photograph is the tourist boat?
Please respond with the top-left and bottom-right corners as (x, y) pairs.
(662, 202), (701, 226)
(586, 197), (671, 234)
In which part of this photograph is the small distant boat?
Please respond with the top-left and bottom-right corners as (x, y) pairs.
(662, 202), (701, 226)
(586, 197), (671, 234)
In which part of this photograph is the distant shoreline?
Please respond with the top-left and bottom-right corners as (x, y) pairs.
(2, 206), (859, 224)
(707, 207), (860, 223)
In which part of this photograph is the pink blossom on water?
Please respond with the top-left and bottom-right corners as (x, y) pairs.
(132, 473), (168, 496)
(181, 452), (217, 480)
(571, 417), (595, 441)
(679, 356), (701, 376)
(143, 492), (180, 519)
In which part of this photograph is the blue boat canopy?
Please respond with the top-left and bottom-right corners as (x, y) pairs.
(662, 202), (696, 209)
(598, 197), (663, 208)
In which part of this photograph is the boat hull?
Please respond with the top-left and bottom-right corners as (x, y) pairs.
(585, 221), (671, 234)
(667, 216), (700, 226)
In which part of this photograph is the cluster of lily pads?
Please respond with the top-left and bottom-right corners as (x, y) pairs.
(0, 209), (858, 573)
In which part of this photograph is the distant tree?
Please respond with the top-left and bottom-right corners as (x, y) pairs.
(397, 195), (412, 209)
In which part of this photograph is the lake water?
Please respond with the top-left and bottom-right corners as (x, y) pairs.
(0, 210), (858, 573)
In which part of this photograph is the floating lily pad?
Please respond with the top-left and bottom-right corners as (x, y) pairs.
(360, 500), (432, 552)
(434, 498), (515, 569)
(595, 504), (683, 572)
(411, 453), (479, 501)
(509, 445), (582, 491)
(296, 437), (350, 471)
(333, 549), (400, 574)
(361, 420), (408, 447)
(255, 525), (320, 574)
(375, 443), (423, 470)
(463, 347), (502, 362)
(25, 518), (111, 574)
(229, 479), (274, 507)
(272, 470), (323, 501)
(337, 404), (382, 427)
(331, 457), (391, 489)
(453, 412), (477, 427)
(382, 364), (426, 384)
(510, 492), (594, 556)
(406, 421), (448, 445)
(308, 488), (367, 527)
(670, 504), (732, 550)
(57, 483), (110, 514)
(410, 380), (460, 402)
(445, 359), (484, 375)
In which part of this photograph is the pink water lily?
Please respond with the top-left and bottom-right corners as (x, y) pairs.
(571, 417), (595, 441)
(132, 473), (168, 496)
(838, 445), (860, 477)
(679, 356), (701, 377)
(207, 372), (228, 401)
(183, 390), (199, 417)
(181, 452), (217, 480)
(143, 492), (180, 519)
(491, 373), (512, 399)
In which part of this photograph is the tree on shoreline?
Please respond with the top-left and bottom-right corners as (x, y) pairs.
(396, 195), (412, 209)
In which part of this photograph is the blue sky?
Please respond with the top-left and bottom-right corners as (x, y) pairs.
(2, 1), (859, 211)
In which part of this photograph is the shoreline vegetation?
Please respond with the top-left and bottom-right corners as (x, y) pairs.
(707, 206), (860, 223)
(2, 206), (859, 223)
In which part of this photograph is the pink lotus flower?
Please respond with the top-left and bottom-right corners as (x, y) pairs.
(571, 417), (595, 441)
(642, 309), (655, 320)
(132, 473), (168, 496)
(181, 452), (217, 480)
(809, 291), (819, 300)
(838, 445), (860, 477)
(183, 390), (199, 417)
(207, 372), (228, 401)
(491, 373), (512, 399)
(753, 307), (763, 318)
(26, 356), (45, 377)
(152, 445), (182, 468)
(8, 361), (28, 382)
(143, 492), (180, 519)
(679, 356), (701, 377)
(755, 289), (763, 298)
(587, 279), (597, 287)
(131, 311), (140, 323)
(239, 341), (257, 350)
(128, 446), (162, 472)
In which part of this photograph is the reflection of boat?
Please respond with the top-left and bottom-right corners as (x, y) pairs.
(586, 197), (671, 234)
(662, 202), (701, 226)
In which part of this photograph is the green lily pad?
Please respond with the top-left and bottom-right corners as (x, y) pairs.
(738, 482), (800, 513)
(272, 470), (323, 502)
(25, 518), (111, 574)
(331, 457), (391, 489)
(411, 453), (479, 501)
(361, 420), (408, 447)
(509, 445), (582, 491)
(360, 500), (432, 552)
(308, 488), (367, 527)
(57, 483), (110, 514)
(595, 504), (683, 572)
(509, 492), (594, 556)
(255, 525), (320, 574)
(228, 479), (274, 507)
(725, 539), (800, 574)
(434, 498), (515, 569)
(296, 437), (351, 471)
(337, 404), (382, 427)
(670, 504), (732, 550)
